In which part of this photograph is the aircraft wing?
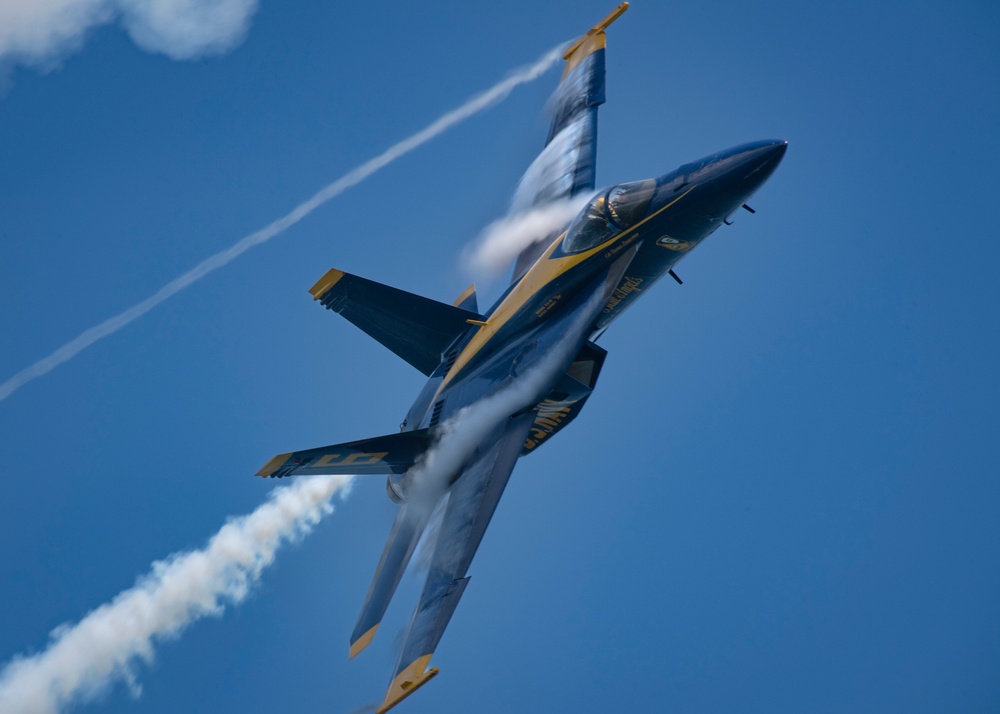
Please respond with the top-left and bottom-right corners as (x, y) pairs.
(509, 2), (629, 282)
(349, 501), (430, 659)
(375, 412), (536, 714)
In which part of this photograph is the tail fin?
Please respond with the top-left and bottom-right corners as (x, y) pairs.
(310, 269), (481, 375)
(452, 283), (478, 313)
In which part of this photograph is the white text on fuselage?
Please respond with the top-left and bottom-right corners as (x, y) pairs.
(604, 232), (640, 260)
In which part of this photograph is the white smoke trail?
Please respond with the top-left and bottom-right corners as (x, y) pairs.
(0, 43), (566, 404)
(462, 196), (589, 276)
(0, 280), (606, 712)
(0, 474), (353, 714)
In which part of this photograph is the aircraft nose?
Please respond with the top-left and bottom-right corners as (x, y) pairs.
(745, 139), (787, 181)
(706, 139), (787, 197)
(665, 139), (788, 221)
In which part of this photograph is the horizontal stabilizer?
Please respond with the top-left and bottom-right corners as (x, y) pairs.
(257, 429), (433, 479)
(310, 268), (480, 375)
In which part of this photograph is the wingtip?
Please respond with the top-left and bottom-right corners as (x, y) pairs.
(349, 624), (379, 660)
(376, 656), (439, 714)
(561, 2), (629, 64)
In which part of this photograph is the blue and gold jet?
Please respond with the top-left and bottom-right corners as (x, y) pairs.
(256, 4), (786, 711)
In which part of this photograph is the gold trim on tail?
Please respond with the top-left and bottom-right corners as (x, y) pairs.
(452, 283), (476, 307)
(256, 452), (291, 478)
(309, 268), (345, 300)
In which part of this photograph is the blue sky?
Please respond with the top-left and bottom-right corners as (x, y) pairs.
(2, 1), (999, 712)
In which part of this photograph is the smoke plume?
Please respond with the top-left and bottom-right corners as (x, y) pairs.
(0, 474), (353, 714)
(0, 276), (607, 713)
(0, 43), (565, 404)
(0, 301), (595, 712)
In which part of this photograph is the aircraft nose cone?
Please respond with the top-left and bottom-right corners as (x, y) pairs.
(714, 139), (787, 194)
(747, 139), (787, 180)
(646, 140), (788, 235)
(684, 139), (787, 215)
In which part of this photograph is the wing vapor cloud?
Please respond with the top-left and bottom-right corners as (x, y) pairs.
(0, 474), (354, 714)
(462, 195), (589, 276)
(0, 43), (565, 404)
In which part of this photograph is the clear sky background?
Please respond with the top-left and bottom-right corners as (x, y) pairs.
(2, 1), (999, 712)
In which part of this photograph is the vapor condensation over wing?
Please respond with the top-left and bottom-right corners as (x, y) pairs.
(462, 196), (590, 276)
(0, 43), (566, 403)
(0, 475), (354, 714)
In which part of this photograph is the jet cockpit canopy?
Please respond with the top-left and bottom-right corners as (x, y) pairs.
(562, 179), (656, 254)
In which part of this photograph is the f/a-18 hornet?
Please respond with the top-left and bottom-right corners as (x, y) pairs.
(256, 3), (786, 711)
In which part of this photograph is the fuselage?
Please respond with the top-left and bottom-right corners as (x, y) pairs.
(403, 139), (787, 447)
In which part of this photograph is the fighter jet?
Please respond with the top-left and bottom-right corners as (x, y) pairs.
(256, 4), (786, 711)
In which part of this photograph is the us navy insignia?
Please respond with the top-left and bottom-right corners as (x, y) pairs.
(657, 235), (692, 250)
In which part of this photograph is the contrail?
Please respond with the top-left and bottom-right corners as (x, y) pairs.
(0, 474), (354, 714)
(0, 43), (566, 403)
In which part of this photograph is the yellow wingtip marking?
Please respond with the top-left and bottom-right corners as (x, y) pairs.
(465, 319), (490, 326)
(256, 452), (292, 478)
(452, 283), (476, 307)
(562, 2), (629, 76)
(376, 655), (438, 714)
(349, 624), (379, 660)
(309, 268), (345, 300)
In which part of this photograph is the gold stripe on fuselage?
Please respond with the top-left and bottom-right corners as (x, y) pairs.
(436, 186), (696, 394)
